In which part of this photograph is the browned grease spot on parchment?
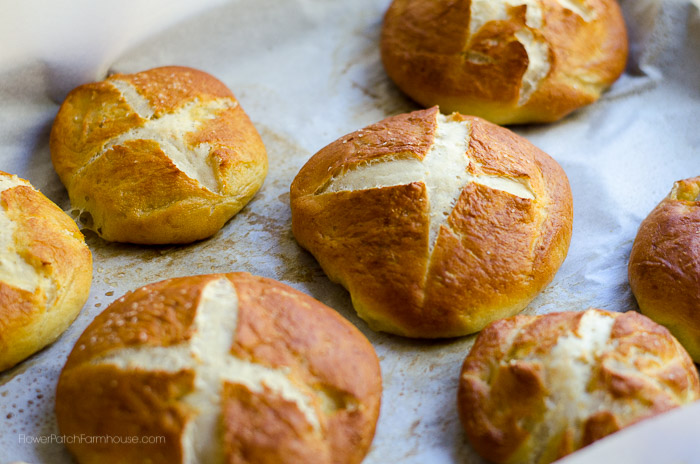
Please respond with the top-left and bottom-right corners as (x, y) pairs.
(241, 209), (325, 284)
(251, 124), (328, 283)
(0, 355), (45, 389)
(257, 124), (312, 191)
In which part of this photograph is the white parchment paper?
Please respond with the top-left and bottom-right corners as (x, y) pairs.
(0, 0), (699, 462)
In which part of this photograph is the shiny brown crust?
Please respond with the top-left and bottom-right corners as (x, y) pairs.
(380, 0), (628, 124)
(629, 177), (700, 362)
(290, 107), (573, 337)
(50, 66), (267, 244)
(458, 309), (700, 464)
(0, 171), (92, 371)
(56, 273), (382, 464)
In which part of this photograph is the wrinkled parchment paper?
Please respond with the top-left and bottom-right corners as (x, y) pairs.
(1, 0), (699, 462)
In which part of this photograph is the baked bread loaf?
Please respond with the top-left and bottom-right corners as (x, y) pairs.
(290, 107), (572, 338)
(56, 273), (382, 464)
(0, 171), (92, 371)
(629, 176), (700, 362)
(50, 66), (267, 244)
(458, 309), (700, 464)
(380, 0), (628, 124)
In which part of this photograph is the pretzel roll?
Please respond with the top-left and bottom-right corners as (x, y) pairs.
(50, 66), (267, 244)
(458, 309), (700, 464)
(629, 176), (700, 362)
(380, 0), (628, 124)
(0, 171), (92, 371)
(56, 273), (382, 464)
(290, 107), (572, 338)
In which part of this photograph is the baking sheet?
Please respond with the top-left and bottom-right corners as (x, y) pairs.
(1, 0), (699, 462)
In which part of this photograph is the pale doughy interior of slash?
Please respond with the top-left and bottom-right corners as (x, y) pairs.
(467, 0), (596, 105)
(323, 113), (534, 252)
(0, 175), (55, 303)
(91, 278), (324, 462)
(96, 79), (237, 194)
(527, 311), (617, 449)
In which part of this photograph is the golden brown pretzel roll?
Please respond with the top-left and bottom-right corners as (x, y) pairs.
(290, 107), (572, 338)
(56, 273), (382, 464)
(629, 176), (700, 362)
(50, 66), (267, 244)
(380, 0), (628, 124)
(458, 309), (700, 464)
(0, 171), (92, 371)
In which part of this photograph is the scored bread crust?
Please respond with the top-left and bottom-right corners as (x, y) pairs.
(0, 171), (92, 371)
(50, 66), (268, 244)
(380, 0), (628, 124)
(290, 107), (572, 338)
(629, 176), (700, 362)
(55, 273), (382, 464)
(458, 309), (700, 464)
